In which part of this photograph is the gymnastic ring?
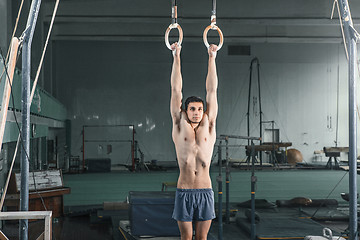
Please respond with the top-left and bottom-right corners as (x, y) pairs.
(203, 24), (223, 50)
(165, 23), (183, 50)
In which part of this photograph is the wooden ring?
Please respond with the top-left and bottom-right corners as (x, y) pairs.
(203, 24), (223, 50)
(165, 23), (183, 50)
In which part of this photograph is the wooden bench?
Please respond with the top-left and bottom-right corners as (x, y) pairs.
(5, 169), (70, 218)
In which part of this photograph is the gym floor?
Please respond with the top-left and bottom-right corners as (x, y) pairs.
(3, 168), (352, 240)
(63, 168), (350, 206)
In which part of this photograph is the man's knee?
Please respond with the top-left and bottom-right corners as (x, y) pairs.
(179, 227), (193, 240)
(195, 227), (209, 240)
(180, 232), (193, 240)
(195, 233), (208, 240)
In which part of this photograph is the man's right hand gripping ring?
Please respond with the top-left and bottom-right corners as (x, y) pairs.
(203, 24), (223, 50)
(165, 23), (183, 50)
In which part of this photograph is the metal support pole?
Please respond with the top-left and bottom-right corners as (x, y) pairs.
(247, 58), (262, 164)
(132, 126), (135, 172)
(271, 121), (276, 165)
(219, 134), (261, 141)
(247, 63), (252, 146)
(348, 31), (358, 240)
(257, 60), (263, 165)
(250, 140), (257, 240)
(217, 141), (223, 240)
(337, 1), (358, 239)
(21, 0), (42, 239)
(82, 126), (85, 171)
(134, 140), (138, 160)
(225, 138), (230, 224)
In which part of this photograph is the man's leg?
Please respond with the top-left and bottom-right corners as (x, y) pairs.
(178, 221), (193, 240)
(194, 220), (212, 240)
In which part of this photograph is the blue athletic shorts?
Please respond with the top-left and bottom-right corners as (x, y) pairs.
(172, 188), (216, 222)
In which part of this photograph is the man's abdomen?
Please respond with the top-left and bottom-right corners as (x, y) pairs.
(177, 169), (212, 189)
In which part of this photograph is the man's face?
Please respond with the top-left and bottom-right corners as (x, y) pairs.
(186, 102), (204, 123)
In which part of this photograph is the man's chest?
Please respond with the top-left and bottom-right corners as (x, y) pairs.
(175, 130), (216, 154)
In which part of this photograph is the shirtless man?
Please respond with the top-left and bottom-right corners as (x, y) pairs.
(170, 42), (218, 240)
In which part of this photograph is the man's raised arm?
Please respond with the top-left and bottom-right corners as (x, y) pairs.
(170, 43), (183, 124)
(206, 45), (219, 124)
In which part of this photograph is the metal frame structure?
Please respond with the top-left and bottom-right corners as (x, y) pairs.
(0, 211), (52, 240)
(82, 124), (136, 171)
(21, 0), (42, 239)
(247, 58), (263, 164)
(217, 134), (261, 240)
(337, 0), (359, 239)
(261, 120), (279, 165)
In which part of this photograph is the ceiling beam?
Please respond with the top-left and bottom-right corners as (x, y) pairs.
(46, 16), (360, 26)
(52, 35), (343, 43)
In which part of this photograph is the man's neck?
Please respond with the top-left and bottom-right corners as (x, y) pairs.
(190, 122), (200, 129)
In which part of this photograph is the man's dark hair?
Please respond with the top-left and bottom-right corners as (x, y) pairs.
(184, 96), (204, 111)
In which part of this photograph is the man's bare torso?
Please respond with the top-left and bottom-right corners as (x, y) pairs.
(172, 111), (216, 189)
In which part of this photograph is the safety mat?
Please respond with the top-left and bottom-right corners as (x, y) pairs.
(300, 207), (348, 221)
(236, 217), (342, 239)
